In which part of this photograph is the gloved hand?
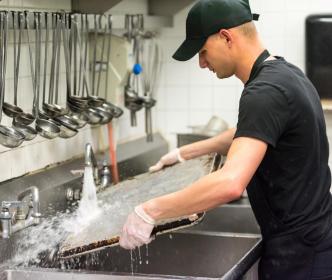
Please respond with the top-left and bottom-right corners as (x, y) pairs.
(119, 205), (155, 250)
(149, 148), (185, 173)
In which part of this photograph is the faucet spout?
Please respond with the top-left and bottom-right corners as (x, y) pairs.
(17, 186), (41, 218)
(85, 143), (100, 185)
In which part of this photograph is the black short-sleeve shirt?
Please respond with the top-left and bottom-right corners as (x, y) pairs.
(235, 55), (332, 243)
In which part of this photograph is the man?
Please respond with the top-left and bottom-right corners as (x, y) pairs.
(119, 0), (332, 278)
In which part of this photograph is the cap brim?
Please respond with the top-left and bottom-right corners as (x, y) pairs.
(172, 38), (207, 61)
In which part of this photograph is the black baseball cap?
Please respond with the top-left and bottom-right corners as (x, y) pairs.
(173, 0), (259, 61)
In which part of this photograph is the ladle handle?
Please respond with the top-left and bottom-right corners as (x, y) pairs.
(0, 12), (9, 122)
(54, 15), (61, 104)
(61, 13), (72, 100)
(48, 13), (57, 104)
(0, 12), (5, 122)
(42, 12), (49, 104)
(95, 14), (107, 98)
(25, 11), (37, 117)
(105, 15), (112, 100)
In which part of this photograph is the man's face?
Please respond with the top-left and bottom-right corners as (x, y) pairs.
(198, 32), (235, 79)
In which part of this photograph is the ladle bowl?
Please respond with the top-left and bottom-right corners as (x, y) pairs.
(88, 95), (105, 107)
(67, 98), (88, 110)
(13, 112), (35, 126)
(43, 103), (68, 118)
(101, 102), (123, 118)
(58, 123), (78, 138)
(69, 112), (88, 128)
(35, 119), (60, 139)
(68, 96), (89, 105)
(67, 101), (85, 114)
(86, 108), (103, 125)
(54, 115), (79, 130)
(93, 106), (113, 125)
(12, 122), (37, 141)
(0, 125), (25, 148)
(2, 102), (23, 118)
(53, 115), (79, 138)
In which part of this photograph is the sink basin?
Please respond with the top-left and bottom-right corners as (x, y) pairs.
(187, 205), (260, 235)
(2, 269), (183, 280)
(3, 230), (261, 280)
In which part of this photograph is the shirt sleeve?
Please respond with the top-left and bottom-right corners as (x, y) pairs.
(234, 83), (290, 147)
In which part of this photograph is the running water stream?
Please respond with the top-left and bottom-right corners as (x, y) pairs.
(67, 166), (102, 234)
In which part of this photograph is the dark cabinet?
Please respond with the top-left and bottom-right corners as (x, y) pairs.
(306, 15), (332, 99)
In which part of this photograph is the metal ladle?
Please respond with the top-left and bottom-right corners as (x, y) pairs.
(42, 13), (68, 118)
(82, 14), (113, 125)
(102, 14), (123, 119)
(66, 14), (103, 126)
(0, 12), (25, 148)
(63, 14), (103, 125)
(87, 14), (123, 119)
(13, 12), (35, 126)
(28, 12), (60, 139)
(11, 12), (37, 141)
(2, 12), (23, 118)
(48, 15), (79, 138)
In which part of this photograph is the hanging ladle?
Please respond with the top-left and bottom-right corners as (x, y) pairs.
(42, 13), (68, 118)
(63, 14), (103, 125)
(11, 12), (37, 141)
(48, 14), (80, 138)
(37, 12), (78, 138)
(86, 14), (123, 119)
(83, 14), (113, 125)
(12, 12), (35, 126)
(2, 11), (23, 118)
(0, 11), (25, 148)
(28, 12), (60, 139)
(101, 14), (123, 118)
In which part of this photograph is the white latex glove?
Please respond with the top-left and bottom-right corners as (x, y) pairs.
(149, 148), (185, 173)
(119, 205), (155, 250)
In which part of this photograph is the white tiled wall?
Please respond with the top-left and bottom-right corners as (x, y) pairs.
(2, 0), (332, 184)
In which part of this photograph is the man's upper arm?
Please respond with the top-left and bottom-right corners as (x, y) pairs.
(220, 136), (268, 193)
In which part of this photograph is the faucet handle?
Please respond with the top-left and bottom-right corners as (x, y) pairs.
(2, 201), (25, 209)
(2, 201), (27, 220)
(0, 206), (12, 220)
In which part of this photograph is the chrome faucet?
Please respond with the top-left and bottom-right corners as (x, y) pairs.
(0, 186), (42, 239)
(85, 143), (100, 185)
(85, 143), (112, 191)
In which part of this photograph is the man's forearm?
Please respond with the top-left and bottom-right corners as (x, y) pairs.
(180, 127), (236, 160)
(142, 168), (242, 221)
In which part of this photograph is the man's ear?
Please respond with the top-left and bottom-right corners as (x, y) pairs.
(219, 29), (233, 47)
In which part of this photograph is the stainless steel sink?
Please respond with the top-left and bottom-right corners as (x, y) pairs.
(2, 230), (261, 280)
(2, 269), (183, 280)
(187, 205), (260, 235)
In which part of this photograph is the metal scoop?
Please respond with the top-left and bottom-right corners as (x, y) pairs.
(0, 12), (25, 148)
(10, 12), (37, 141)
(2, 12), (23, 118)
(27, 11), (60, 139)
(42, 13), (68, 118)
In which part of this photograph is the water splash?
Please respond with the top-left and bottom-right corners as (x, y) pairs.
(10, 166), (102, 267)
